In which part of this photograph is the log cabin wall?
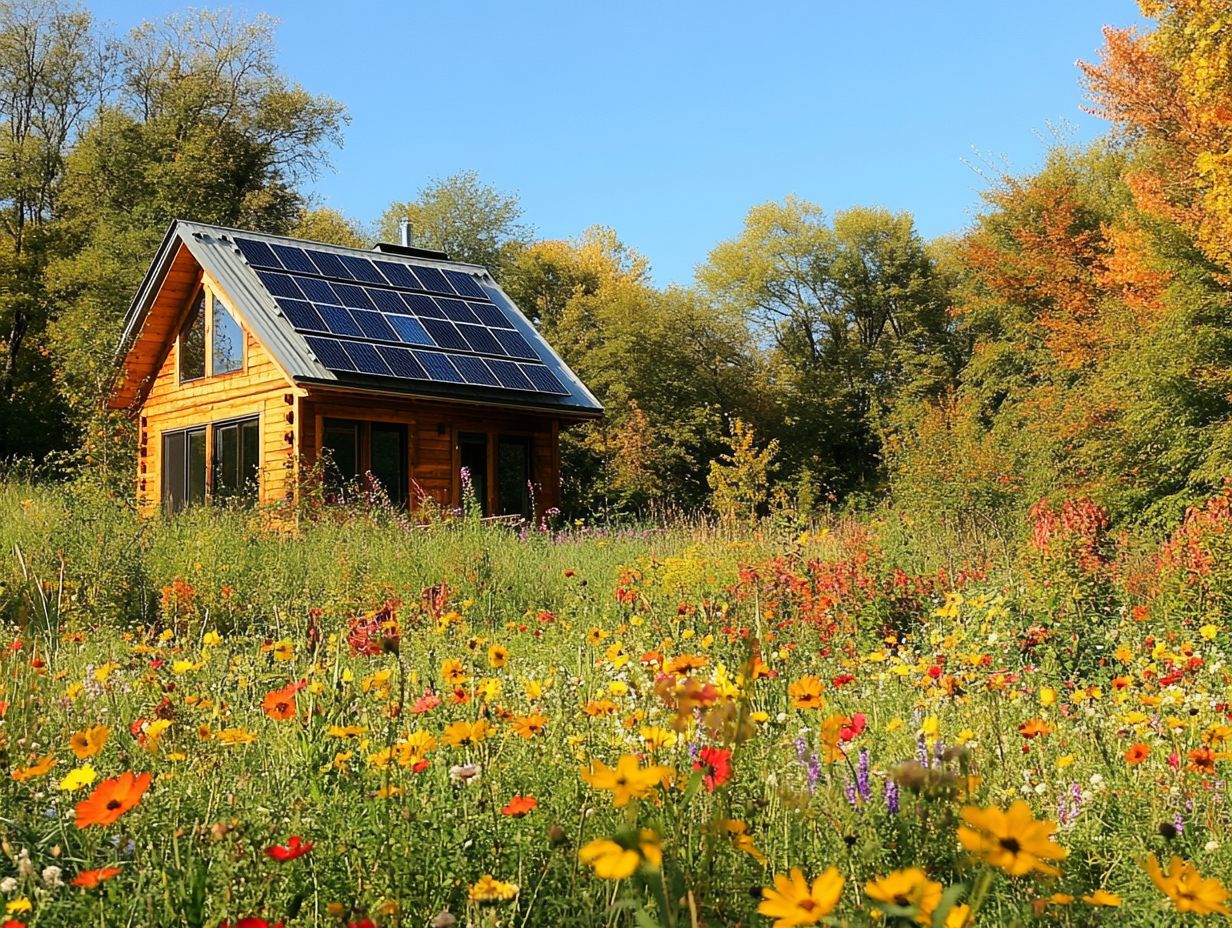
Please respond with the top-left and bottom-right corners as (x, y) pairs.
(136, 268), (300, 516)
(299, 389), (562, 516)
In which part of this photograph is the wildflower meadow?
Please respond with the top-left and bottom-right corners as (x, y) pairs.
(2, 482), (1231, 927)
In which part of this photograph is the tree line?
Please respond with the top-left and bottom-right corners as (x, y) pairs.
(1, 0), (1228, 532)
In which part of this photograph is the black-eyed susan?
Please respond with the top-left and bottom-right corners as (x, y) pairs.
(757, 867), (844, 927)
(957, 800), (1067, 876)
(787, 676), (825, 710)
(864, 868), (942, 925)
(1143, 854), (1230, 915)
(69, 724), (109, 760)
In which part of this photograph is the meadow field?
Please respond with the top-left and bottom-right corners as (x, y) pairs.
(1, 483), (1230, 927)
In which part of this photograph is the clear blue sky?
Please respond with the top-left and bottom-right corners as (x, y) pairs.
(95, 1), (1144, 285)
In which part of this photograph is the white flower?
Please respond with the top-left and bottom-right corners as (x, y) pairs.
(448, 763), (481, 784)
(0, 877), (18, 894)
(1205, 840), (1220, 853)
(41, 865), (63, 888)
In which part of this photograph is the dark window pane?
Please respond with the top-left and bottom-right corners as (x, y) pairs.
(187, 429), (207, 505)
(322, 419), (360, 500)
(162, 432), (186, 513)
(213, 418), (259, 503)
(498, 437), (532, 517)
(180, 294), (206, 382)
(458, 431), (488, 515)
(370, 423), (407, 506)
(212, 295), (244, 374)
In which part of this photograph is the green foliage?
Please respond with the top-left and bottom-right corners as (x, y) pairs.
(707, 417), (779, 526)
(376, 169), (531, 271)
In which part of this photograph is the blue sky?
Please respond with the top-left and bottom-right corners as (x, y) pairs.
(95, 1), (1144, 285)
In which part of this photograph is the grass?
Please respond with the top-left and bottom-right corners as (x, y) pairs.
(0, 481), (1230, 927)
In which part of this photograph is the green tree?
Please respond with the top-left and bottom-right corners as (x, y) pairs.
(376, 170), (531, 272)
(291, 206), (369, 248)
(708, 417), (779, 525)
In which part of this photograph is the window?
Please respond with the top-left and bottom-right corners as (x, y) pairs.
(179, 293), (207, 382)
(212, 294), (244, 375)
(213, 417), (260, 501)
(455, 431), (536, 518)
(458, 432), (489, 514)
(162, 427), (206, 513)
(321, 418), (409, 506)
(497, 436), (533, 517)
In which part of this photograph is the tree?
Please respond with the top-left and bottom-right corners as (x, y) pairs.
(291, 207), (369, 248)
(0, 0), (107, 457)
(708, 418), (779, 525)
(376, 170), (530, 273)
(698, 198), (960, 498)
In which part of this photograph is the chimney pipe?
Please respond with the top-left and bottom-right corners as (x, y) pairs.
(399, 218), (411, 247)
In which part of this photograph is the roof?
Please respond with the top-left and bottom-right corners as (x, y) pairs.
(111, 219), (603, 418)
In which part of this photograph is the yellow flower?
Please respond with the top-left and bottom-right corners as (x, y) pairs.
(864, 868), (943, 925)
(1142, 854), (1230, 915)
(69, 724), (109, 760)
(327, 725), (366, 739)
(468, 874), (519, 904)
(757, 867), (844, 927)
(640, 726), (678, 752)
(487, 644), (508, 668)
(1039, 686), (1056, 707)
(143, 718), (172, 753)
(720, 819), (767, 863)
(787, 675), (825, 710)
(393, 730), (437, 766)
(6, 897), (33, 914)
(1200, 623), (1219, 641)
(957, 801), (1067, 877)
(216, 727), (258, 746)
(578, 829), (662, 880)
(580, 755), (669, 807)
(202, 630), (222, 647)
(440, 658), (468, 686)
(58, 765), (97, 792)
(1082, 889), (1121, 907)
(11, 755), (58, 781)
(270, 639), (294, 662)
(441, 719), (492, 748)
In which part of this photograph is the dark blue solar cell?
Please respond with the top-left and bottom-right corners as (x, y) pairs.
(256, 271), (304, 300)
(367, 288), (407, 314)
(270, 244), (318, 274)
(351, 309), (399, 341)
(444, 270), (488, 300)
(521, 363), (568, 394)
(296, 277), (340, 304)
(306, 250), (354, 280)
(338, 254), (384, 284)
(235, 238), (281, 269)
(315, 304), (363, 338)
(451, 355), (500, 387)
(457, 324), (505, 356)
(436, 298), (480, 324)
(412, 350), (464, 383)
(420, 318), (469, 352)
(276, 298), (326, 331)
(376, 345), (429, 380)
(468, 301), (510, 328)
(387, 314), (433, 346)
(401, 293), (444, 318)
(486, 359), (536, 391)
(331, 283), (376, 311)
(493, 328), (539, 360)
(343, 341), (392, 376)
(304, 336), (357, 371)
(410, 265), (453, 294)
(374, 260), (421, 289)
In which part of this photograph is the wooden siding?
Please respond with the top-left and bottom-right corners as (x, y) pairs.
(300, 389), (562, 515)
(136, 269), (300, 515)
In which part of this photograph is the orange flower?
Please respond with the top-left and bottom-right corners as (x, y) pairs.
(74, 772), (151, 828)
(500, 795), (538, 816)
(1124, 743), (1150, 765)
(262, 680), (306, 721)
(11, 755), (58, 782)
(71, 866), (123, 888)
(1018, 718), (1053, 739)
(69, 725), (110, 760)
(1188, 746), (1220, 776)
(788, 676), (825, 710)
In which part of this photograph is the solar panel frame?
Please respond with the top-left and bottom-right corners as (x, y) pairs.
(468, 301), (510, 328)
(436, 298), (481, 325)
(343, 341), (393, 377)
(306, 249), (354, 280)
(366, 288), (408, 314)
(450, 354), (500, 387)
(486, 359), (537, 391)
(493, 328), (539, 360)
(401, 293), (445, 318)
(330, 283), (377, 311)
(520, 363), (569, 395)
(276, 298), (326, 332)
(408, 265), (453, 295)
(456, 323), (506, 356)
(373, 260), (421, 289)
(256, 271), (305, 300)
(443, 270), (488, 300)
(295, 276), (341, 304)
(376, 345), (429, 380)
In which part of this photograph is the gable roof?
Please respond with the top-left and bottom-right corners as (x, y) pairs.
(110, 219), (603, 418)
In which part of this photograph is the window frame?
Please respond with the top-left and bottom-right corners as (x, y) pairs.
(319, 416), (411, 507)
(211, 414), (261, 503)
(177, 280), (247, 384)
(161, 425), (207, 513)
(451, 427), (537, 517)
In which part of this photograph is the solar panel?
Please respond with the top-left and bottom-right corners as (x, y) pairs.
(387, 314), (433, 346)
(257, 271), (304, 300)
(408, 265), (452, 295)
(306, 249), (353, 280)
(420, 318), (469, 352)
(401, 293), (445, 318)
(444, 270), (488, 300)
(457, 324), (506, 356)
(338, 255), (385, 284)
(316, 304), (363, 338)
(377, 345), (429, 380)
(235, 238), (280, 269)
(271, 244), (318, 274)
(231, 234), (580, 401)
(413, 350), (464, 383)
(468, 302), (510, 328)
(351, 309), (399, 341)
(486, 359), (536, 391)
(521, 363), (568, 395)
(494, 328), (539, 360)
(451, 354), (500, 387)
(343, 341), (392, 376)
(276, 298), (326, 332)
(304, 336), (357, 371)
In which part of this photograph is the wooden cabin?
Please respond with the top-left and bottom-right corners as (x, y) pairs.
(109, 220), (602, 518)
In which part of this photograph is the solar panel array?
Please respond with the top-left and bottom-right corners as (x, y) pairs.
(230, 236), (569, 396)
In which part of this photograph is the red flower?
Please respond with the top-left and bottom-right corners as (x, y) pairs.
(831, 673), (855, 687)
(347, 602), (400, 656)
(265, 836), (314, 862)
(839, 712), (867, 742)
(411, 692), (441, 714)
(4, 920), (28, 928)
(219, 921), (284, 928)
(347, 920), (377, 928)
(693, 746), (732, 792)
(501, 795), (538, 816)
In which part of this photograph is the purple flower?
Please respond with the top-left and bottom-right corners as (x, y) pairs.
(856, 749), (871, 801)
(916, 732), (929, 768)
(884, 779), (900, 815)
